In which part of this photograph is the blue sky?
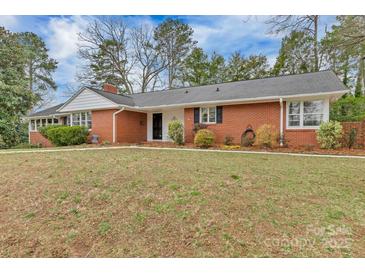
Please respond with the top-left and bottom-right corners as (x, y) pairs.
(0, 15), (338, 104)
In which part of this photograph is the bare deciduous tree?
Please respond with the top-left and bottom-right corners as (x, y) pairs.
(78, 18), (136, 94)
(131, 26), (167, 92)
(266, 15), (320, 71)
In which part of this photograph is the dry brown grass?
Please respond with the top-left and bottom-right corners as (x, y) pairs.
(0, 148), (364, 257)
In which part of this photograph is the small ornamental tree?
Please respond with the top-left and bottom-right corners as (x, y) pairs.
(316, 121), (343, 149)
(255, 124), (279, 148)
(194, 129), (215, 148)
(167, 119), (184, 145)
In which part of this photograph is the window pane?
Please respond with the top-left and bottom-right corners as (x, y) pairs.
(41, 119), (46, 126)
(30, 120), (35, 130)
(87, 112), (92, 128)
(209, 107), (216, 123)
(201, 108), (208, 123)
(289, 102), (300, 114)
(81, 112), (86, 126)
(36, 119), (41, 129)
(304, 114), (323, 126)
(65, 116), (70, 126)
(289, 115), (300, 126)
(47, 118), (52, 124)
(53, 118), (59, 124)
(304, 100), (323, 114)
(73, 113), (80, 125)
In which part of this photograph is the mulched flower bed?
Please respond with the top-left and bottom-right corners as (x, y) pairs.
(137, 141), (365, 156)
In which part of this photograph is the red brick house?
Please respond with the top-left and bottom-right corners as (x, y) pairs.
(28, 71), (348, 147)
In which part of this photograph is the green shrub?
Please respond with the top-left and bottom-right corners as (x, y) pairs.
(194, 129), (215, 148)
(224, 135), (234, 146)
(38, 125), (63, 139)
(41, 125), (89, 146)
(168, 119), (184, 145)
(255, 124), (279, 148)
(316, 121), (343, 149)
(330, 95), (365, 122)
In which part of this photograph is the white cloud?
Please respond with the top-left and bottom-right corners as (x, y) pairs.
(45, 16), (89, 60)
(189, 16), (282, 58)
(40, 16), (91, 100)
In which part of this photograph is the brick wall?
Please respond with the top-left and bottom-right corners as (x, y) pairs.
(116, 110), (147, 143)
(29, 131), (53, 147)
(282, 102), (317, 147)
(184, 102), (281, 144)
(341, 120), (365, 148)
(90, 109), (116, 143)
(184, 102), (318, 147)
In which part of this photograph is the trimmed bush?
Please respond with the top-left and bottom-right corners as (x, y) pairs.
(40, 125), (89, 146)
(194, 129), (215, 148)
(38, 125), (63, 139)
(316, 121), (343, 149)
(168, 119), (184, 145)
(255, 124), (279, 148)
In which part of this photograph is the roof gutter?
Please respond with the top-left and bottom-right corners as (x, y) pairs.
(112, 107), (125, 143)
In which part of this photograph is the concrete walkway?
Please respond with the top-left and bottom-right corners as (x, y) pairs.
(1, 145), (365, 159)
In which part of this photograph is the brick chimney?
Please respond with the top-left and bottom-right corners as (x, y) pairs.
(103, 83), (118, 94)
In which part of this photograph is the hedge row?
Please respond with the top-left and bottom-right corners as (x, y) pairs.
(39, 125), (89, 146)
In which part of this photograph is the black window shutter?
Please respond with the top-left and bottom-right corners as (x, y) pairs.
(217, 106), (223, 123)
(194, 108), (200, 124)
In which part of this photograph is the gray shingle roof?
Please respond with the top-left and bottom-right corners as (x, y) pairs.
(28, 103), (65, 117)
(87, 87), (135, 106)
(28, 71), (347, 117)
(130, 70), (347, 107)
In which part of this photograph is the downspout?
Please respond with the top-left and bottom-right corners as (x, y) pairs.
(113, 107), (125, 143)
(279, 98), (284, 147)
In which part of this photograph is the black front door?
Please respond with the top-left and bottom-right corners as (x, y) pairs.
(153, 113), (163, 140)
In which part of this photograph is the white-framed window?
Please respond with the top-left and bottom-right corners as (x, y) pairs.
(29, 118), (59, 131)
(200, 107), (216, 124)
(68, 112), (92, 128)
(287, 100), (325, 129)
(30, 120), (36, 131)
(86, 112), (92, 128)
(72, 113), (80, 126)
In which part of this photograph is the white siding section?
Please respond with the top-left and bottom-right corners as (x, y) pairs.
(60, 89), (118, 112)
(147, 108), (184, 141)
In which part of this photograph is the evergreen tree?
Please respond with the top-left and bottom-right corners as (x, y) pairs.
(0, 27), (37, 147)
(154, 18), (197, 88)
(272, 31), (315, 76)
(17, 32), (57, 106)
(225, 52), (269, 81)
(182, 47), (210, 86)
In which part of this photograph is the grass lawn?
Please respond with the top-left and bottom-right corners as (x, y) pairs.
(0, 148), (364, 257)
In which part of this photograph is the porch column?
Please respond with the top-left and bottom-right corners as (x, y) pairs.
(279, 98), (284, 146)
